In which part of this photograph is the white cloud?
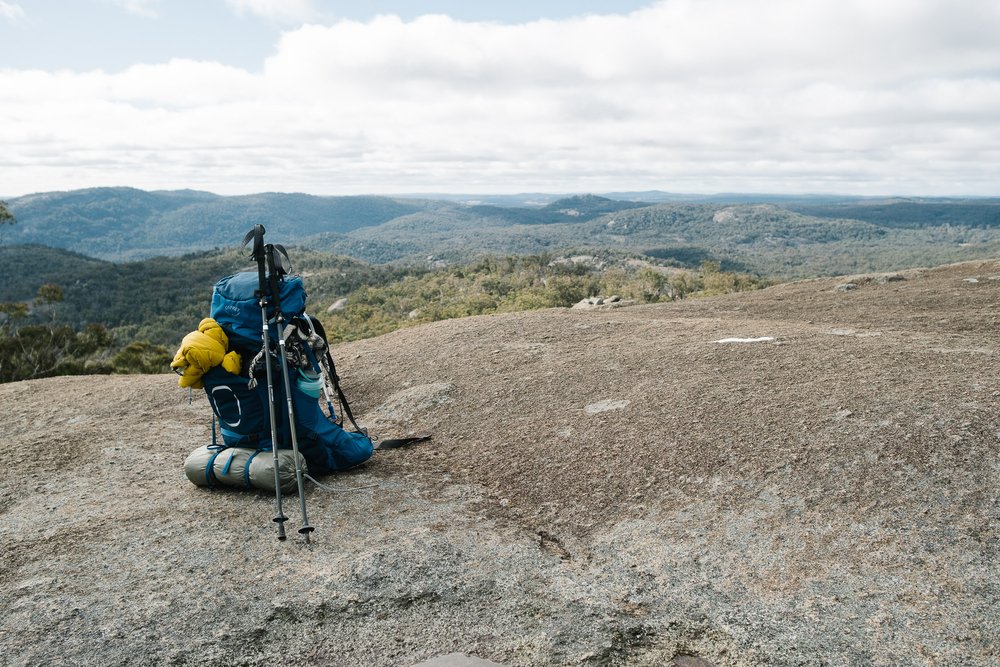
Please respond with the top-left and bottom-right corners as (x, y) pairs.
(2, 0), (1000, 196)
(0, 1), (24, 21)
(225, 0), (318, 24)
(105, 0), (160, 18)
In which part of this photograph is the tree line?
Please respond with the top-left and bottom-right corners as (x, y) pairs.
(0, 240), (768, 383)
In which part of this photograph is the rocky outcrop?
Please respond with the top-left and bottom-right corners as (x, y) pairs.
(2, 259), (999, 666)
(571, 295), (634, 309)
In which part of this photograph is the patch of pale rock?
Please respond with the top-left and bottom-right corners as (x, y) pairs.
(572, 295), (633, 310)
(584, 399), (630, 415)
(327, 297), (348, 312)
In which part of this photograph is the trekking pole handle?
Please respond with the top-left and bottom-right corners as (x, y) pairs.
(242, 225), (266, 262)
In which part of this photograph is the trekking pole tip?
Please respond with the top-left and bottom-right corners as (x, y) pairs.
(274, 513), (288, 540)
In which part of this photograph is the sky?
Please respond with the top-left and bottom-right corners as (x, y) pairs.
(2, 0), (999, 197)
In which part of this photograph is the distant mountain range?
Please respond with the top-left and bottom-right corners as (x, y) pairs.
(4, 188), (431, 260)
(4, 187), (1000, 277)
(3, 187), (1000, 359)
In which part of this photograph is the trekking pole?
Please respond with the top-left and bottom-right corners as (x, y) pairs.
(242, 225), (288, 541)
(265, 242), (314, 543)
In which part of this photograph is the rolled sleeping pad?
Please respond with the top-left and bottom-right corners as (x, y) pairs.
(184, 445), (308, 493)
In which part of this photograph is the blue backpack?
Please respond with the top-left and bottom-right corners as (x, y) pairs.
(211, 271), (307, 353)
(203, 271), (373, 475)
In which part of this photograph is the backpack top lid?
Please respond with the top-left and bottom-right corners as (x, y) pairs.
(210, 271), (307, 350)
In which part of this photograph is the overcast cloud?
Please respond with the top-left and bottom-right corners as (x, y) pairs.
(0, 1), (23, 21)
(106, 0), (161, 18)
(2, 0), (999, 196)
(224, 0), (319, 24)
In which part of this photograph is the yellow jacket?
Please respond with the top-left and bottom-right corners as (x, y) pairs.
(170, 318), (241, 389)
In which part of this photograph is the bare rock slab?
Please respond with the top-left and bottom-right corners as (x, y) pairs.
(584, 398), (630, 414)
(362, 381), (455, 429)
(412, 653), (507, 667)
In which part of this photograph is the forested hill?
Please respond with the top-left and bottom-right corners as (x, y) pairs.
(4, 187), (1000, 277)
(0, 245), (394, 345)
(3, 187), (432, 260)
(790, 200), (1000, 228)
(4, 188), (656, 260)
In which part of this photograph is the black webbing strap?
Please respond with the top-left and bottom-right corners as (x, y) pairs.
(325, 348), (364, 433)
(375, 435), (432, 450)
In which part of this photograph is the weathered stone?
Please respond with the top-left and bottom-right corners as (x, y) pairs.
(5, 258), (999, 667)
(361, 382), (455, 428)
(672, 656), (716, 667)
(585, 399), (630, 414)
(412, 654), (507, 667)
(572, 296), (635, 310)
